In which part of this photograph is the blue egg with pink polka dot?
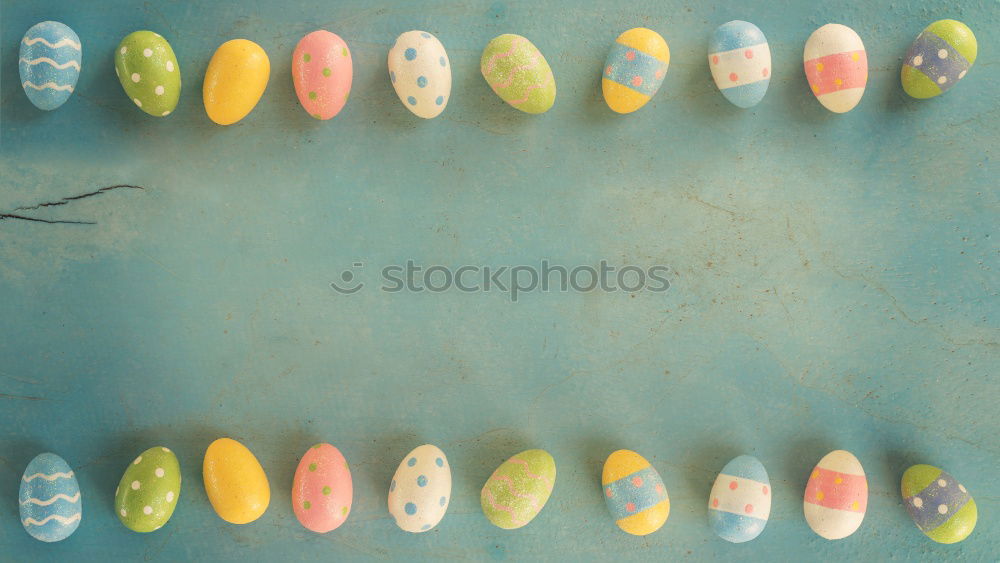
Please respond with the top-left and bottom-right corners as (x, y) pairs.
(387, 444), (452, 533)
(387, 30), (452, 119)
(708, 20), (772, 109)
(708, 455), (771, 543)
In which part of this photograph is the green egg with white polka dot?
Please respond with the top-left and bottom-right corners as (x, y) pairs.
(115, 446), (181, 532)
(115, 31), (181, 117)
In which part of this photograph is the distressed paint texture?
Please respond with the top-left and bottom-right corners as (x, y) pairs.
(0, 0), (997, 561)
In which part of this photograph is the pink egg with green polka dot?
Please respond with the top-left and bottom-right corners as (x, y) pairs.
(291, 443), (352, 533)
(292, 30), (352, 120)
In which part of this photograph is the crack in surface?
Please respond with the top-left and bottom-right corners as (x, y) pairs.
(0, 213), (95, 225)
(11, 184), (143, 211)
(1, 184), (144, 225)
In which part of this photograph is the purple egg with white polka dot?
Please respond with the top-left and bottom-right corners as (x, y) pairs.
(388, 444), (451, 532)
(387, 31), (451, 119)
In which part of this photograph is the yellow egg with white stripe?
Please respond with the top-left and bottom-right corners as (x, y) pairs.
(601, 450), (669, 535)
(602, 28), (670, 114)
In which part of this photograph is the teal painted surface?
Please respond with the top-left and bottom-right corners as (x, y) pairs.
(1, 0), (997, 560)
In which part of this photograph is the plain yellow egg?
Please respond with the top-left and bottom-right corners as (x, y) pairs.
(203, 437), (270, 524)
(203, 39), (270, 125)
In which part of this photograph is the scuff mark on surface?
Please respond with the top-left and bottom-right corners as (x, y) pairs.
(0, 372), (42, 385)
(0, 393), (49, 401)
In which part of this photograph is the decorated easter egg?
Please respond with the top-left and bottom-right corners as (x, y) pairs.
(481, 449), (556, 529)
(19, 21), (81, 111)
(203, 437), (270, 524)
(480, 34), (556, 114)
(389, 444), (452, 532)
(901, 464), (977, 544)
(19, 453), (81, 542)
(292, 443), (352, 533)
(203, 39), (270, 125)
(708, 455), (771, 543)
(602, 28), (669, 114)
(292, 31), (352, 120)
(804, 450), (867, 539)
(388, 31), (451, 119)
(708, 21), (771, 108)
(114, 446), (181, 532)
(114, 31), (181, 117)
(803, 24), (867, 113)
(901, 20), (977, 99)
(601, 450), (669, 535)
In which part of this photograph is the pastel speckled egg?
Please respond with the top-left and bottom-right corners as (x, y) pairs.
(19, 453), (82, 542)
(804, 450), (868, 539)
(708, 21), (771, 108)
(708, 455), (770, 543)
(481, 34), (556, 114)
(292, 443), (352, 533)
(19, 21), (81, 111)
(602, 28), (669, 114)
(203, 39), (270, 125)
(901, 464), (977, 544)
(203, 438), (270, 524)
(481, 449), (556, 529)
(115, 446), (181, 532)
(804, 24), (867, 113)
(388, 444), (452, 532)
(901, 20), (977, 99)
(115, 31), (181, 117)
(292, 31), (352, 120)
(388, 31), (451, 119)
(602, 450), (669, 535)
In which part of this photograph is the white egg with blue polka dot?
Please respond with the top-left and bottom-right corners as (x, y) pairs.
(388, 31), (451, 119)
(388, 444), (452, 532)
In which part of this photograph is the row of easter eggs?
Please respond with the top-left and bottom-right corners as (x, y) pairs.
(20, 443), (977, 545)
(19, 19), (978, 119)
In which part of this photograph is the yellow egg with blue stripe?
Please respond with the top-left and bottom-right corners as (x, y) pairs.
(601, 450), (669, 535)
(602, 28), (669, 114)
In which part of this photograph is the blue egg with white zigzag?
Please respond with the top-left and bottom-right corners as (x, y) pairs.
(19, 452), (82, 542)
(19, 21), (82, 111)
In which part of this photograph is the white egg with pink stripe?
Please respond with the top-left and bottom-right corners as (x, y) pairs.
(804, 450), (868, 539)
(803, 24), (868, 113)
